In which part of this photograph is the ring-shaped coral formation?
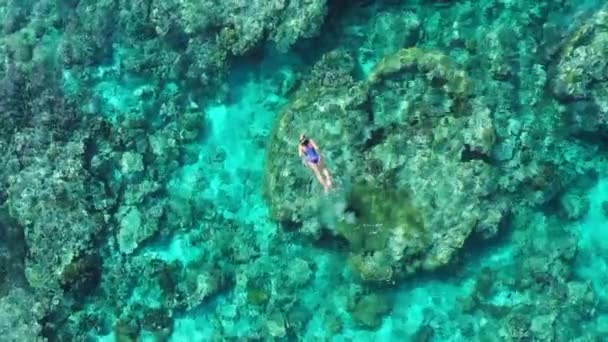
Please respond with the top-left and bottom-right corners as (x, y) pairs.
(264, 48), (507, 284)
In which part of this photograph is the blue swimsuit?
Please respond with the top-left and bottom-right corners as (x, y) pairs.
(303, 144), (319, 164)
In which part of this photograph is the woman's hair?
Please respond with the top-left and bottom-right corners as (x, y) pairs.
(299, 135), (309, 145)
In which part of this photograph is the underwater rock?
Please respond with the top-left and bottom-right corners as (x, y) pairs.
(602, 201), (608, 218)
(347, 293), (390, 329)
(0, 288), (45, 341)
(554, 5), (608, 135)
(212, 0), (328, 54)
(141, 307), (173, 336)
(120, 151), (144, 175)
(411, 325), (434, 342)
(0, 251), (7, 285)
(529, 314), (556, 341)
(114, 316), (141, 342)
(116, 203), (163, 255)
(7, 132), (106, 295)
(117, 206), (144, 254)
(560, 191), (590, 220)
(566, 281), (595, 312)
(359, 10), (421, 71)
(59, 253), (102, 299)
(554, 7), (608, 99)
(180, 269), (226, 309)
(0, 209), (26, 292)
(322, 311), (343, 335)
(266, 312), (287, 338)
(286, 258), (313, 287)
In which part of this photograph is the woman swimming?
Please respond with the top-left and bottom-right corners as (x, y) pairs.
(298, 134), (333, 192)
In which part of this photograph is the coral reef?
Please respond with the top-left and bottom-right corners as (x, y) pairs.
(55, 0), (330, 94)
(340, 182), (426, 283)
(265, 47), (507, 282)
(1, 0), (608, 340)
(461, 211), (597, 341)
(347, 292), (391, 329)
(0, 288), (45, 341)
(553, 4), (608, 140)
(0, 54), (109, 298)
(8, 130), (107, 294)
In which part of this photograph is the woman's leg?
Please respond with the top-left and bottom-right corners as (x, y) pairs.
(318, 159), (332, 187)
(308, 162), (328, 191)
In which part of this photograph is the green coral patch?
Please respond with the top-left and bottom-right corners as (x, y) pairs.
(247, 287), (270, 306)
(369, 47), (470, 98)
(335, 182), (428, 283)
(337, 182), (424, 253)
(347, 293), (391, 329)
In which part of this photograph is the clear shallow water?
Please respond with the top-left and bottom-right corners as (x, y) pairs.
(2, 1), (608, 341)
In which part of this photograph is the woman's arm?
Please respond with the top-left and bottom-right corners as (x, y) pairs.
(310, 139), (320, 151)
(298, 144), (303, 157)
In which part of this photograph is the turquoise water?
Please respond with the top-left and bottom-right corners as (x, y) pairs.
(2, 1), (608, 341)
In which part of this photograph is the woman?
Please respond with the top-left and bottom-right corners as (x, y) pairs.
(298, 134), (333, 192)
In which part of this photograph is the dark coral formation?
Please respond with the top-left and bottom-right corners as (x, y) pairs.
(55, 0), (329, 93)
(461, 210), (596, 341)
(554, 5), (608, 140)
